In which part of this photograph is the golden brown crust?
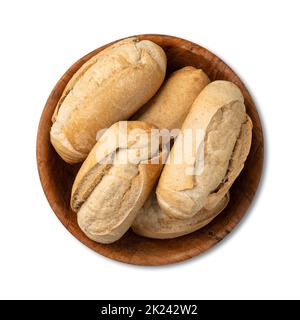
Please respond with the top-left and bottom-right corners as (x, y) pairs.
(71, 121), (165, 244)
(50, 37), (167, 163)
(134, 66), (210, 130)
(132, 192), (229, 239)
(156, 81), (252, 219)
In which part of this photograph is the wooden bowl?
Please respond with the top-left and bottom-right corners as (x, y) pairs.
(36, 34), (264, 266)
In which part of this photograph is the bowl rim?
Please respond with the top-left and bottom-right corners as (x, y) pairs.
(36, 34), (264, 266)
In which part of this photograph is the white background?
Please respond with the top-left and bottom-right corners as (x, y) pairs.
(0, 0), (299, 300)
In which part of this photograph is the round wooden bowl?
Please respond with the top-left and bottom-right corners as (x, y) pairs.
(36, 34), (264, 266)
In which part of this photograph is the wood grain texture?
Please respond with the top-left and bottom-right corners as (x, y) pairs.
(36, 34), (264, 266)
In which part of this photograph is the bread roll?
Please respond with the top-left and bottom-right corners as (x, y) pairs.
(71, 121), (165, 244)
(132, 192), (229, 239)
(131, 67), (211, 238)
(157, 81), (252, 219)
(71, 67), (210, 243)
(134, 66), (210, 130)
(51, 37), (167, 163)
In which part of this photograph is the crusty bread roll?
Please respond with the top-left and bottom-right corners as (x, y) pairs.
(50, 37), (167, 164)
(157, 81), (252, 219)
(131, 67), (214, 239)
(71, 121), (166, 244)
(71, 67), (210, 243)
(134, 66), (210, 130)
(132, 192), (229, 239)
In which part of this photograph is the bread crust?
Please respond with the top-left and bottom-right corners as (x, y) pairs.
(156, 81), (252, 219)
(50, 37), (167, 163)
(71, 121), (165, 244)
(134, 66), (210, 130)
(132, 192), (229, 239)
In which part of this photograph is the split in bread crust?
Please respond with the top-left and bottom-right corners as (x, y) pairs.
(156, 81), (252, 219)
(71, 121), (166, 244)
(50, 37), (167, 163)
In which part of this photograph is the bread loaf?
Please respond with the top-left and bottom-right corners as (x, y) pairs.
(132, 192), (229, 239)
(134, 66), (210, 130)
(157, 81), (252, 219)
(70, 67), (211, 243)
(71, 121), (165, 244)
(50, 37), (167, 163)
(132, 67), (213, 238)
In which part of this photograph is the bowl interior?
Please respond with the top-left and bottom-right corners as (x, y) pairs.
(37, 34), (264, 266)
